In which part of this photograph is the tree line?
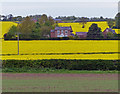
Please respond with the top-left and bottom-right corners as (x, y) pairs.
(4, 14), (57, 40)
(3, 13), (120, 40)
(1, 13), (119, 29)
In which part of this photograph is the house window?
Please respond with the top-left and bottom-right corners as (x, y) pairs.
(57, 30), (60, 34)
(65, 30), (68, 34)
(61, 30), (64, 34)
(65, 35), (68, 37)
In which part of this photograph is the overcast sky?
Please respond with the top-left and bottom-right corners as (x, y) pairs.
(0, 0), (119, 18)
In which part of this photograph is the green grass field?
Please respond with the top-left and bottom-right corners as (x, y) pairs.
(2, 73), (118, 92)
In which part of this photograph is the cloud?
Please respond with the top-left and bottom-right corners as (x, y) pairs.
(1, 2), (118, 18)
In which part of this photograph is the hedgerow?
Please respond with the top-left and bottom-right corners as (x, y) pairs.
(2, 60), (120, 71)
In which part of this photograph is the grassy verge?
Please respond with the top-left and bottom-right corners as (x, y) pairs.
(2, 68), (119, 73)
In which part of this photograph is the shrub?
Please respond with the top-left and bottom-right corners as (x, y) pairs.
(2, 60), (119, 71)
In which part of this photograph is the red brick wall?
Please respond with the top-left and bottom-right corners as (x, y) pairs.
(51, 30), (72, 38)
(51, 32), (55, 38)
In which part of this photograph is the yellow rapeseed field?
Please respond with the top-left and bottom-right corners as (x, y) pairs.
(0, 21), (119, 38)
(0, 21), (119, 60)
(1, 40), (119, 60)
(0, 21), (18, 38)
(58, 21), (109, 34)
(113, 29), (120, 34)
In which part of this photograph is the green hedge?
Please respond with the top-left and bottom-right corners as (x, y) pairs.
(2, 60), (120, 71)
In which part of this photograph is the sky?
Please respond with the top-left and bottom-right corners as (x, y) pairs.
(0, 0), (119, 18)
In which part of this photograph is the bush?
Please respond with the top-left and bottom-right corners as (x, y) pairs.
(2, 60), (119, 71)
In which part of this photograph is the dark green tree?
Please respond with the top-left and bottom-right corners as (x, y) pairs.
(107, 19), (114, 28)
(80, 17), (87, 28)
(31, 22), (41, 39)
(38, 14), (55, 38)
(115, 13), (120, 28)
(106, 32), (114, 39)
(74, 34), (79, 39)
(87, 23), (104, 39)
(4, 25), (17, 39)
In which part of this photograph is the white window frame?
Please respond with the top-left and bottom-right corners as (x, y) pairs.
(61, 30), (64, 34)
(57, 30), (60, 34)
(65, 30), (68, 34)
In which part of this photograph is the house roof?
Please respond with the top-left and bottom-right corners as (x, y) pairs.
(51, 30), (54, 32)
(76, 32), (87, 35)
(51, 26), (73, 32)
(73, 19), (106, 22)
(55, 27), (72, 30)
(54, 19), (62, 21)
(104, 28), (116, 34)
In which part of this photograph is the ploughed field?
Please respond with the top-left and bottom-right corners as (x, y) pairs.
(0, 40), (119, 60)
(2, 73), (118, 92)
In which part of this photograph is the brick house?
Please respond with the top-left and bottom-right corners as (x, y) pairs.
(76, 32), (87, 39)
(51, 27), (73, 38)
(103, 28), (116, 38)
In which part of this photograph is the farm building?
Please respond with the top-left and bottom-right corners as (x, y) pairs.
(54, 19), (62, 23)
(103, 28), (116, 38)
(51, 27), (74, 38)
(76, 32), (87, 39)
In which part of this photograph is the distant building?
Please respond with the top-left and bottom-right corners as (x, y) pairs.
(73, 19), (106, 23)
(103, 28), (116, 38)
(54, 19), (62, 23)
(51, 27), (73, 38)
(31, 18), (37, 23)
(76, 32), (87, 39)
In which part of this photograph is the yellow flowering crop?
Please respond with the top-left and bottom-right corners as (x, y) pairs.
(0, 21), (17, 38)
(0, 21), (119, 60)
(58, 21), (109, 34)
(1, 40), (119, 60)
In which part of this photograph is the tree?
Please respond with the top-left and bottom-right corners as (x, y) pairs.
(69, 36), (74, 40)
(18, 16), (35, 39)
(74, 34), (79, 39)
(31, 22), (41, 39)
(7, 14), (13, 21)
(4, 25), (17, 39)
(49, 16), (54, 24)
(40, 26), (51, 38)
(87, 23), (104, 39)
(100, 16), (104, 20)
(115, 13), (120, 29)
(16, 16), (23, 21)
(80, 17), (87, 28)
(107, 19), (114, 28)
(106, 32), (114, 39)
(39, 14), (48, 25)
(38, 14), (55, 38)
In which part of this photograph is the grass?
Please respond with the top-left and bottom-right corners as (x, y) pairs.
(2, 73), (118, 92)
(2, 68), (119, 74)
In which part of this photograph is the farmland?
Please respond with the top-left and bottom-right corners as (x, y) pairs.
(0, 21), (18, 38)
(0, 21), (119, 60)
(1, 40), (119, 60)
(2, 73), (118, 92)
(58, 21), (109, 34)
(1, 22), (119, 93)
(59, 22), (119, 34)
(0, 21), (119, 39)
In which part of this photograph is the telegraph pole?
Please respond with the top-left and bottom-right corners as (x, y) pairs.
(17, 32), (19, 55)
